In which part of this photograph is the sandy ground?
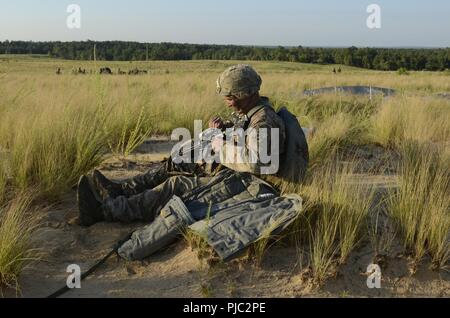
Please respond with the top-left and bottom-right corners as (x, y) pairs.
(7, 138), (449, 298)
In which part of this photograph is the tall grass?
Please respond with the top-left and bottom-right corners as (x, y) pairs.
(388, 142), (449, 269)
(0, 77), (165, 200)
(370, 96), (450, 148)
(251, 218), (294, 267)
(0, 160), (7, 205)
(297, 162), (376, 284)
(368, 98), (407, 148)
(108, 105), (154, 158)
(274, 95), (377, 172)
(307, 113), (365, 170)
(8, 106), (109, 199)
(367, 206), (396, 258)
(0, 193), (39, 290)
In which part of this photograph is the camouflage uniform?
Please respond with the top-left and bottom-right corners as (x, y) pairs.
(113, 168), (303, 261)
(103, 173), (210, 223)
(111, 156), (214, 198)
(218, 96), (286, 176)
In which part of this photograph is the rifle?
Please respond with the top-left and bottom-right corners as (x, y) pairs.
(170, 127), (224, 163)
(170, 112), (246, 164)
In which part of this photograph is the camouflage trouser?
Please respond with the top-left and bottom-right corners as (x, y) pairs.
(119, 157), (208, 197)
(117, 194), (197, 260)
(103, 174), (212, 223)
(112, 168), (300, 261)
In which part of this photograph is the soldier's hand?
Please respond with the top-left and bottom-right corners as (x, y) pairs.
(209, 117), (224, 129)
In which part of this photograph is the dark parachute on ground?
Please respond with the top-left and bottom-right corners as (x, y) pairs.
(100, 67), (112, 75)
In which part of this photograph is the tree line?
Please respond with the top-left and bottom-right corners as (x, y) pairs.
(1, 41), (449, 71)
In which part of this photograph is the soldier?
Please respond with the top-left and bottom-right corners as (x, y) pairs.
(76, 64), (307, 261)
(77, 64), (307, 227)
(212, 64), (286, 176)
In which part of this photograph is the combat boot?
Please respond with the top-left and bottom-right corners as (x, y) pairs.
(77, 175), (105, 226)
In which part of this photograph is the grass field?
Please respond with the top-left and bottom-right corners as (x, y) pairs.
(0, 55), (448, 293)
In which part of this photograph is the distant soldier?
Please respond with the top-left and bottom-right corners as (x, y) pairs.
(56, 68), (61, 75)
(333, 68), (336, 74)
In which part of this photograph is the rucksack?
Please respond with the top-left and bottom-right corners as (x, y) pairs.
(276, 107), (309, 184)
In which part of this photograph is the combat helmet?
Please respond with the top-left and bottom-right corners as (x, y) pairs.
(216, 64), (262, 99)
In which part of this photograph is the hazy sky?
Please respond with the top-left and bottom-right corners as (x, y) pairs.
(1, 0), (449, 47)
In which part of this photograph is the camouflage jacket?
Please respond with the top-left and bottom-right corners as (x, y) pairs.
(218, 97), (286, 176)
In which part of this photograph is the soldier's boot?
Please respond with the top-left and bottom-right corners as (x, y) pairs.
(93, 170), (125, 199)
(95, 163), (172, 198)
(77, 175), (105, 227)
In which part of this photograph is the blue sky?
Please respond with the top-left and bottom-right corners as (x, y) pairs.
(0, 0), (449, 47)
